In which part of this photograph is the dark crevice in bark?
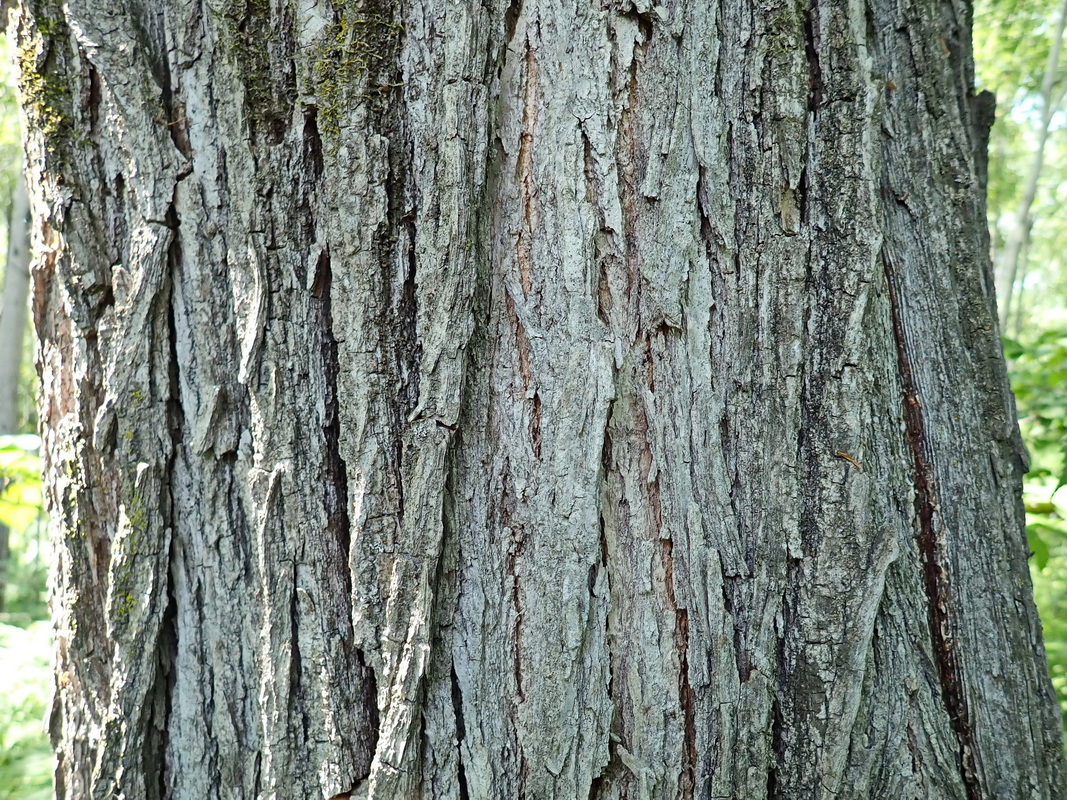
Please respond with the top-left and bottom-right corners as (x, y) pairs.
(767, 692), (784, 799)
(587, 710), (621, 800)
(87, 65), (100, 132)
(593, 405), (623, 798)
(303, 109), (324, 182)
(881, 247), (981, 800)
(803, 0), (824, 112)
(516, 39), (538, 299)
(503, 0), (524, 47)
(311, 240), (380, 772)
(510, 528), (526, 703)
(313, 246), (352, 563)
(158, 200), (184, 800)
(581, 128), (596, 203)
(354, 646), (380, 779)
(617, 22), (647, 306)
(597, 517), (618, 800)
(164, 201), (184, 439)
(587, 772), (604, 799)
(288, 561), (309, 746)
(531, 391), (542, 460)
(695, 166), (715, 262)
(151, 534), (179, 800)
(662, 536), (696, 796)
(677, 605), (696, 798)
(642, 333), (657, 393)
(622, 8), (655, 44)
(450, 662), (471, 800)
(391, 196), (418, 523)
(154, 30), (191, 160)
(251, 751), (262, 797)
(381, 104), (420, 452)
(717, 398), (752, 686)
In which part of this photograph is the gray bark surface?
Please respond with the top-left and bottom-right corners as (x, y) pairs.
(14, 0), (1065, 796)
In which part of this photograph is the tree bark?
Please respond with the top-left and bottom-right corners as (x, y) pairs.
(15, 0), (1065, 796)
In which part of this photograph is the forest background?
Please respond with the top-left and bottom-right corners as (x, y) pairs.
(1, 0), (1066, 794)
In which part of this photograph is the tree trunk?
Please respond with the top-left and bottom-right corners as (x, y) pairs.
(995, 0), (1067, 332)
(0, 168), (30, 433)
(15, 0), (1065, 796)
(0, 167), (30, 609)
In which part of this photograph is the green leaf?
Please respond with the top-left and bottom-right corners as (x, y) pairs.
(1029, 524), (1052, 570)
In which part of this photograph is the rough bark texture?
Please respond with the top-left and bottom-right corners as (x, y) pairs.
(16, 0), (1066, 796)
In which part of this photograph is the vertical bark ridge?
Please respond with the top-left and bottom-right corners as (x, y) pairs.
(882, 245), (980, 799)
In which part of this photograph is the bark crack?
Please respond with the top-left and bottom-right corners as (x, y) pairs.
(516, 39), (539, 299)
(588, 513), (615, 799)
(767, 690), (785, 799)
(662, 536), (696, 797)
(503, 0), (524, 49)
(803, 0), (824, 112)
(289, 561), (309, 744)
(882, 247), (981, 800)
(510, 523), (526, 703)
(154, 196), (185, 800)
(313, 246), (352, 565)
(450, 662), (471, 800)
(303, 109), (324, 183)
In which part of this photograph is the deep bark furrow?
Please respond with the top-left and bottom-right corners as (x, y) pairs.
(677, 607), (696, 798)
(314, 246), (353, 573)
(662, 533), (696, 796)
(450, 663), (471, 800)
(803, 0), (823, 112)
(882, 246), (980, 800)
(156, 214), (183, 800)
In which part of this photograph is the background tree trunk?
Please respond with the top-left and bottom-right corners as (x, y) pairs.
(15, 0), (1066, 796)
(995, 0), (1067, 331)
(0, 167), (30, 609)
(0, 168), (29, 433)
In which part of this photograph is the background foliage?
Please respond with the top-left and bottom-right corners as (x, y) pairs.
(977, 0), (1067, 737)
(0, 25), (50, 798)
(0, 436), (49, 798)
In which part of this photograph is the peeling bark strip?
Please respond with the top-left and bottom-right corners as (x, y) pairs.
(882, 247), (980, 800)
(18, 0), (1066, 795)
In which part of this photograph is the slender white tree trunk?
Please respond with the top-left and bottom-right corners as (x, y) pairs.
(997, 0), (1067, 330)
(0, 168), (30, 611)
(0, 167), (29, 431)
(14, 0), (1065, 797)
